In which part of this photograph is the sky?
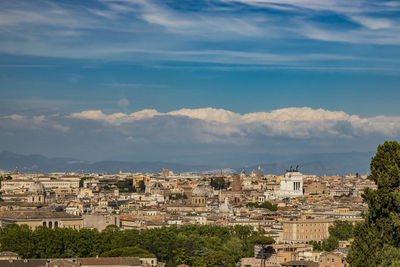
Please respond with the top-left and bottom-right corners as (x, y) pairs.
(0, 0), (400, 165)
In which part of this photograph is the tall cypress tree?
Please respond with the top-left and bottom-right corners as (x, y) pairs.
(348, 141), (400, 266)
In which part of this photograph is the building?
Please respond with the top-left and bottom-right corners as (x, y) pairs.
(191, 184), (212, 206)
(0, 251), (19, 260)
(282, 218), (334, 243)
(249, 243), (314, 267)
(0, 259), (48, 267)
(278, 170), (303, 198)
(232, 174), (242, 192)
(319, 251), (348, 267)
(265, 169), (304, 200)
(1, 178), (79, 193)
(0, 211), (83, 230)
(281, 261), (319, 267)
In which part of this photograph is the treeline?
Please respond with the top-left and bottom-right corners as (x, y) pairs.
(79, 178), (145, 193)
(246, 201), (278, 211)
(0, 224), (274, 267)
(309, 220), (354, 251)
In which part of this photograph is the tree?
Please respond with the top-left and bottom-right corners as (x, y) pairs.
(116, 179), (136, 192)
(100, 247), (155, 258)
(138, 180), (146, 192)
(308, 220), (354, 252)
(308, 241), (323, 251)
(347, 141), (400, 266)
(245, 201), (278, 211)
(79, 177), (91, 188)
(210, 178), (228, 190)
(0, 223), (269, 266)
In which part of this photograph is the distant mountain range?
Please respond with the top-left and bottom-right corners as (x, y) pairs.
(0, 151), (208, 174)
(0, 151), (373, 175)
(244, 152), (373, 176)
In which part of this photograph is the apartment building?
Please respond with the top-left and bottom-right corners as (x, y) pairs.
(282, 218), (334, 243)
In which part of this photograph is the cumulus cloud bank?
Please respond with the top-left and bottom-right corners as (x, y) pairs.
(2, 107), (399, 160)
(65, 107), (399, 140)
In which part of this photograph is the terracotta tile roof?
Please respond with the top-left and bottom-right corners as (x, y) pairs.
(0, 259), (47, 267)
(78, 257), (141, 266)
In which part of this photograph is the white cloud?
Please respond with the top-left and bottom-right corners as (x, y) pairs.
(168, 108), (241, 124)
(4, 114), (25, 120)
(350, 16), (393, 30)
(221, 0), (397, 14)
(68, 109), (161, 125)
(2, 113), (69, 132)
(117, 98), (130, 109)
(65, 107), (400, 140)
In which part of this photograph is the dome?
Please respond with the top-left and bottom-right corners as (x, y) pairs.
(192, 184), (212, 197)
(28, 180), (45, 194)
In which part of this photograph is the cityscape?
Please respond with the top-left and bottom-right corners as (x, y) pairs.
(0, 162), (375, 266)
(1, 0), (400, 266)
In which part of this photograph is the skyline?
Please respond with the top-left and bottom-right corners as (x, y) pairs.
(1, 0), (399, 162)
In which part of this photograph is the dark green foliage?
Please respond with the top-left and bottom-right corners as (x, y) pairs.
(210, 177), (229, 190)
(79, 177), (91, 188)
(169, 193), (187, 200)
(250, 235), (275, 245)
(0, 223), (269, 267)
(116, 179), (136, 192)
(101, 247), (155, 258)
(138, 180), (146, 192)
(347, 141), (400, 266)
(102, 185), (113, 191)
(308, 240), (323, 251)
(328, 220), (353, 241)
(246, 201), (278, 211)
(309, 220), (354, 252)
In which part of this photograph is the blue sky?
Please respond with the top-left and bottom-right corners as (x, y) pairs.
(0, 0), (400, 164)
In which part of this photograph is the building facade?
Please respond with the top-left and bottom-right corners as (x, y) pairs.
(282, 218), (334, 243)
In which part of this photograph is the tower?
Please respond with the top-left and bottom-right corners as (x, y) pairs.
(232, 174), (241, 192)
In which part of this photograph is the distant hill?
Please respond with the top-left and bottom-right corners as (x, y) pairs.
(0, 151), (373, 175)
(0, 151), (209, 174)
(243, 152), (373, 176)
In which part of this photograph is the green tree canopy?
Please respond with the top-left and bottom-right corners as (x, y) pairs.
(210, 177), (229, 190)
(348, 141), (400, 266)
(246, 201), (278, 211)
(100, 247), (155, 258)
(0, 223), (270, 267)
